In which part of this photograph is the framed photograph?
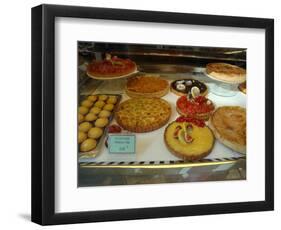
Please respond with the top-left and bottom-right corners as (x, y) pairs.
(31, 4), (274, 225)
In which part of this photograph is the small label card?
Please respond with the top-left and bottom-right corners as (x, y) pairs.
(108, 134), (136, 154)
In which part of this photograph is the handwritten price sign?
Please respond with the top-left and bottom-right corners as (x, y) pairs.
(108, 134), (136, 154)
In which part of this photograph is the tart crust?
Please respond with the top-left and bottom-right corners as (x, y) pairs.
(125, 75), (169, 98)
(164, 121), (214, 161)
(176, 96), (215, 121)
(206, 63), (246, 83)
(209, 106), (246, 154)
(115, 97), (171, 133)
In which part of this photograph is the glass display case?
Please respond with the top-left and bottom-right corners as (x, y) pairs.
(77, 42), (246, 186)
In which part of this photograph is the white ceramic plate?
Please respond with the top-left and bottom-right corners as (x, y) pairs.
(86, 69), (138, 80)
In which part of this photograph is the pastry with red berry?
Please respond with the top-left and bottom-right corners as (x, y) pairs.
(176, 95), (215, 120)
(87, 55), (137, 79)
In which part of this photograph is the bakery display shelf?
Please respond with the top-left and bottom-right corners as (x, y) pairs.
(78, 71), (246, 169)
(80, 156), (246, 169)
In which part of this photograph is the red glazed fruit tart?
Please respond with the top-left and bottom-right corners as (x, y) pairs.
(176, 95), (215, 120)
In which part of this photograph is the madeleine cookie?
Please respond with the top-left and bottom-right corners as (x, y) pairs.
(88, 127), (103, 139)
(98, 95), (108, 101)
(78, 131), (87, 144)
(87, 95), (98, 102)
(103, 104), (114, 111)
(79, 122), (93, 132)
(80, 138), (97, 152)
(95, 100), (106, 108)
(78, 114), (84, 123)
(79, 106), (89, 115)
(81, 100), (94, 108)
(99, 110), (111, 118)
(84, 113), (98, 122)
(107, 96), (117, 104)
(95, 118), (109, 128)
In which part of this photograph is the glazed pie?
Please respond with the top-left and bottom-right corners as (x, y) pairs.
(176, 96), (215, 120)
(115, 97), (171, 133)
(125, 75), (169, 98)
(87, 56), (137, 78)
(164, 121), (214, 161)
(209, 106), (246, 154)
(206, 63), (246, 83)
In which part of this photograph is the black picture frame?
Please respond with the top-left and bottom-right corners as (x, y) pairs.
(31, 4), (274, 225)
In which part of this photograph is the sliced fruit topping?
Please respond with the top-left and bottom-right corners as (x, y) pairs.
(176, 95), (214, 115)
(184, 133), (193, 143)
(178, 129), (193, 144)
(186, 124), (193, 134)
(191, 86), (200, 98)
(173, 125), (182, 138)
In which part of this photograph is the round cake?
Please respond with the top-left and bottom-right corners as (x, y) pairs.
(125, 75), (169, 98)
(170, 79), (208, 96)
(164, 121), (214, 161)
(206, 63), (246, 84)
(87, 56), (137, 79)
(115, 97), (171, 133)
(176, 95), (215, 120)
(209, 106), (246, 154)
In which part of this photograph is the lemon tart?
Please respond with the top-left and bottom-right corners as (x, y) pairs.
(164, 121), (214, 161)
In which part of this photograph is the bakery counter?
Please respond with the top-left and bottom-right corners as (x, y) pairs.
(78, 71), (246, 170)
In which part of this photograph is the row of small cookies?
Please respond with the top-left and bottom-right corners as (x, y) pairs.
(78, 94), (119, 152)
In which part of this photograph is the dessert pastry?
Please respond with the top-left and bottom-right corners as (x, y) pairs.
(84, 113), (98, 122)
(81, 99), (94, 108)
(78, 131), (87, 144)
(98, 95), (108, 101)
(107, 96), (118, 104)
(87, 95), (98, 102)
(79, 106), (89, 115)
(95, 118), (109, 128)
(88, 127), (103, 139)
(170, 79), (208, 96)
(206, 63), (246, 83)
(78, 114), (84, 123)
(115, 97), (171, 133)
(125, 75), (169, 98)
(80, 138), (97, 152)
(79, 122), (93, 132)
(99, 110), (111, 118)
(164, 121), (214, 161)
(103, 104), (114, 111)
(209, 106), (246, 154)
(90, 107), (101, 115)
(94, 100), (106, 108)
(176, 95), (215, 120)
(87, 56), (137, 78)
(238, 81), (246, 94)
